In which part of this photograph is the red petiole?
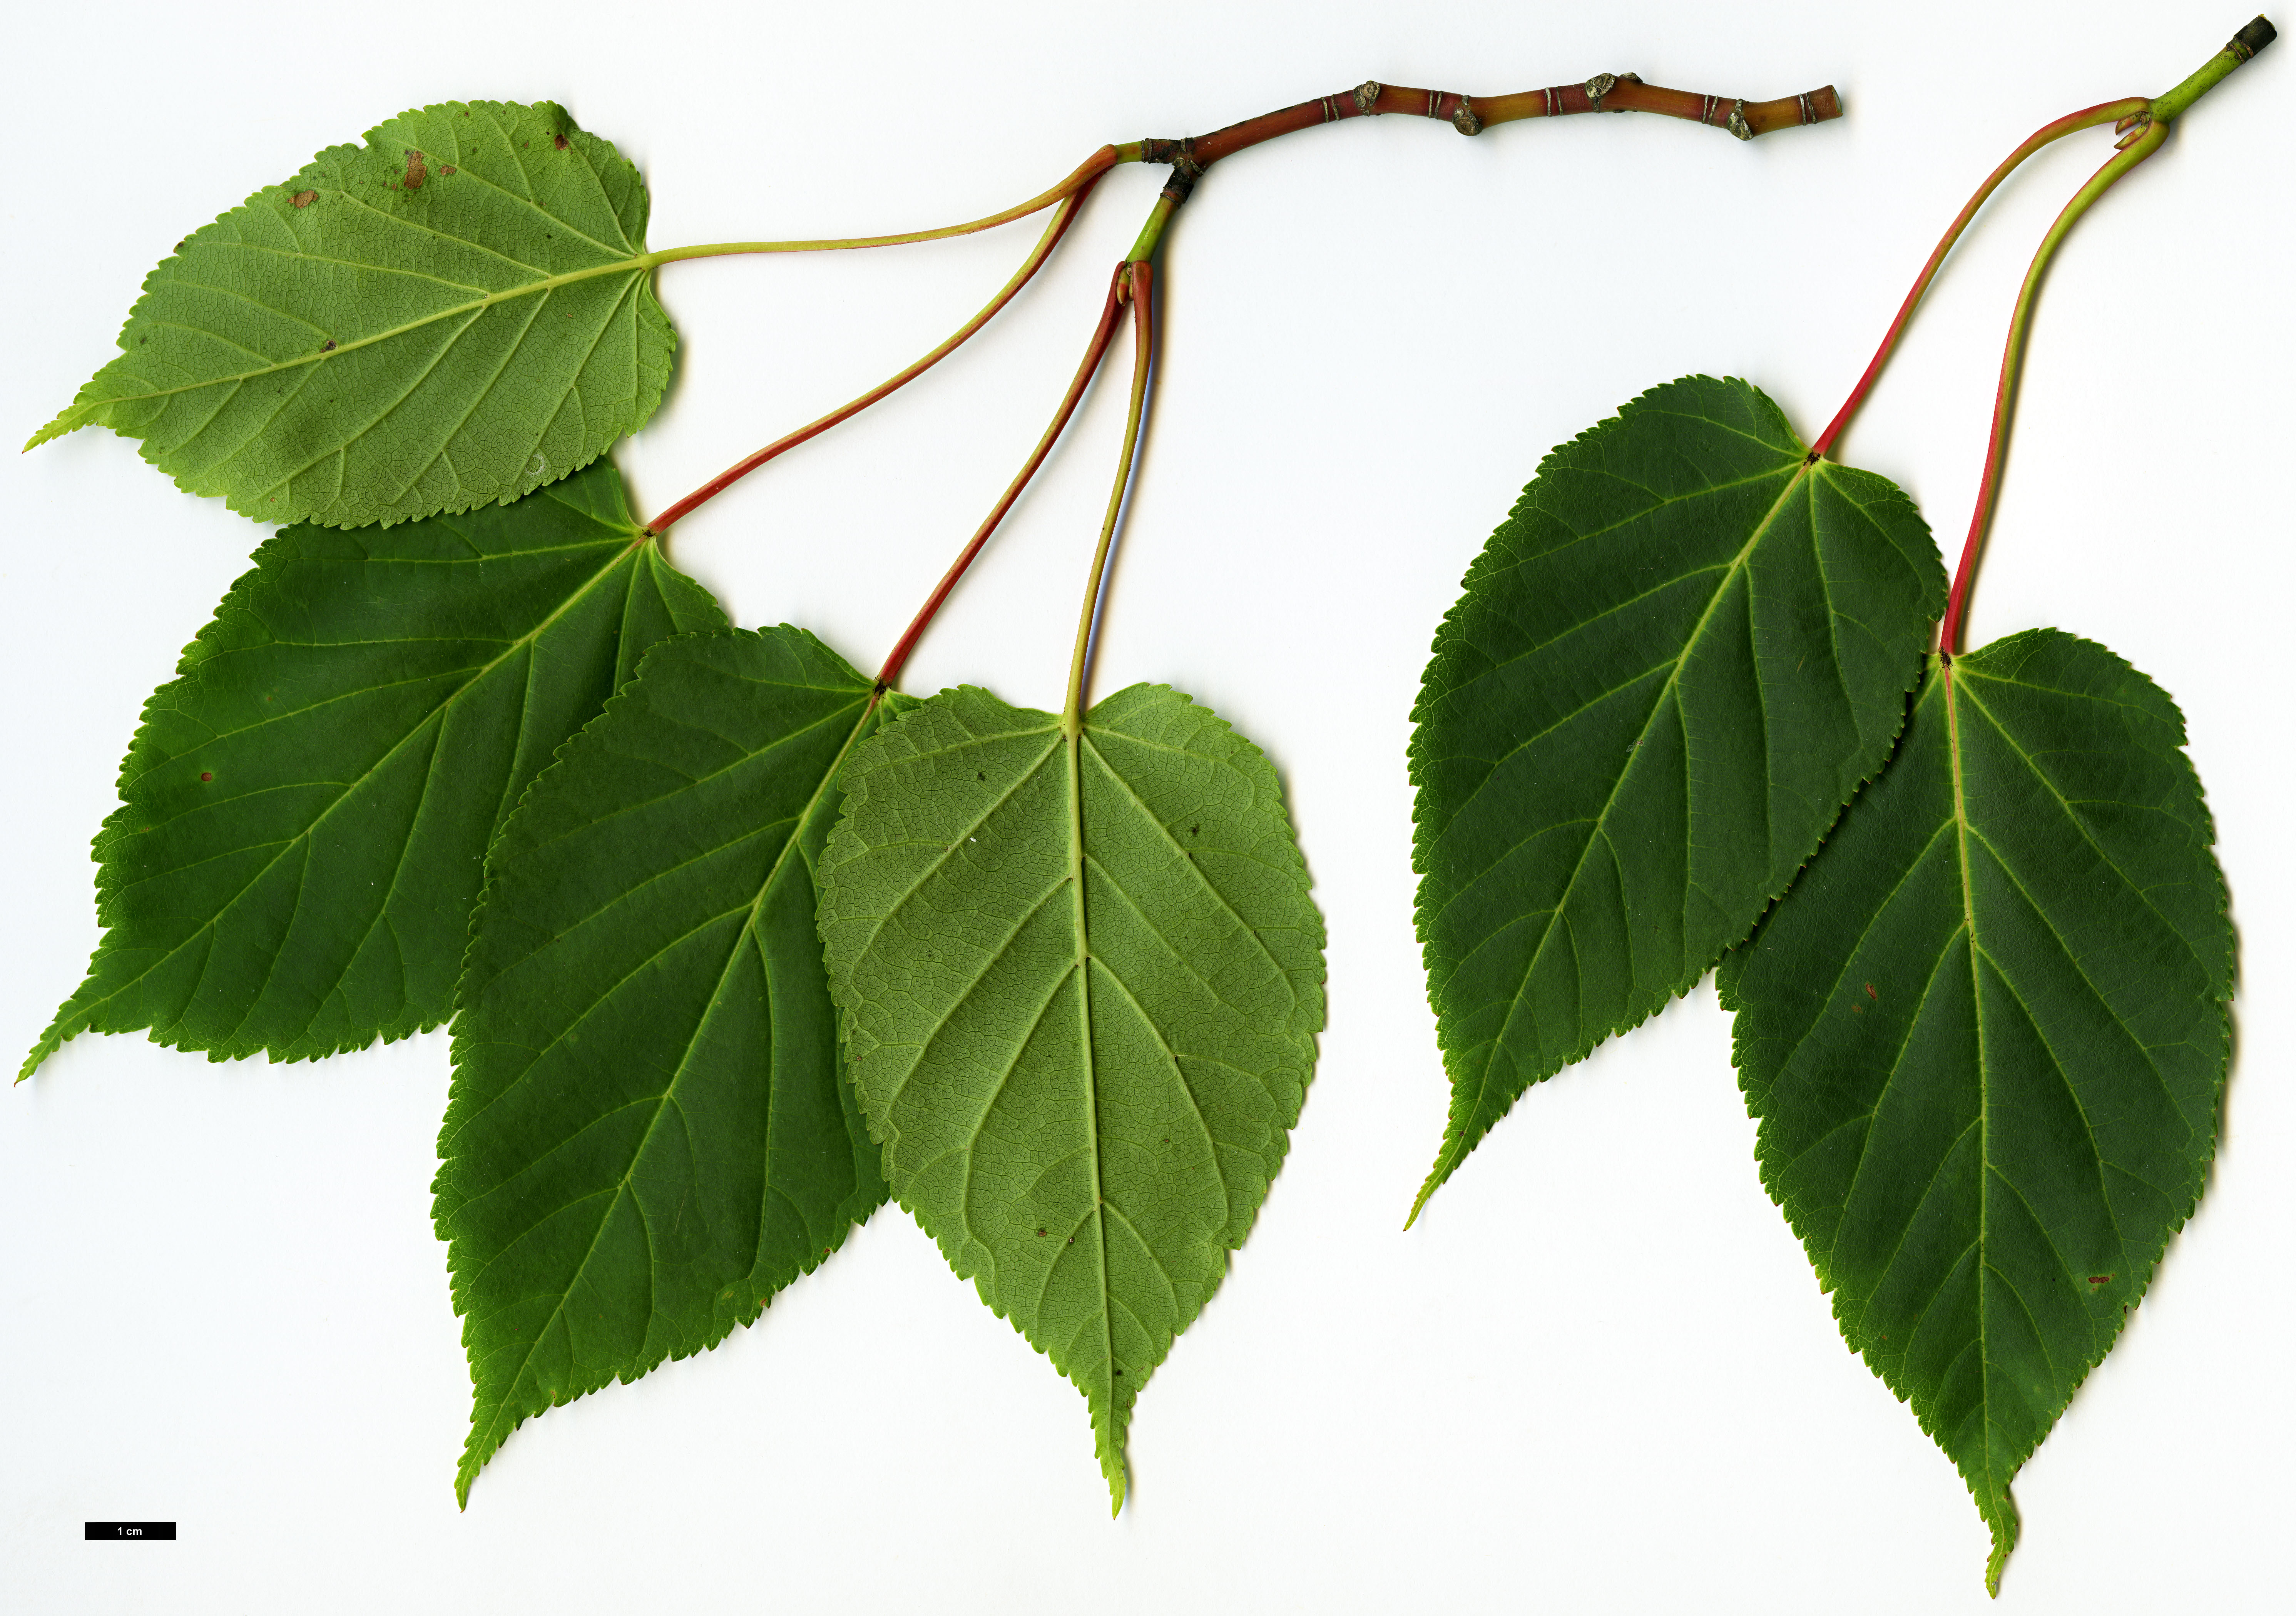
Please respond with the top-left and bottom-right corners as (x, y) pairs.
(1816, 18), (2271, 656)
(643, 181), (1099, 535)
(875, 264), (1134, 692)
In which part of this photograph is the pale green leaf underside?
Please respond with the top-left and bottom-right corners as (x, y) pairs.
(32, 100), (672, 530)
(818, 683), (1325, 1511)
(25, 459), (722, 1080)
(1719, 630), (2231, 1594)
(438, 627), (891, 1504)
(1408, 375), (1945, 1219)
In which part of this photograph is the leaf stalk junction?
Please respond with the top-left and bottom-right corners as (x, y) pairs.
(1804, 17), (2274, 660)
(627, 67), (1841, 689)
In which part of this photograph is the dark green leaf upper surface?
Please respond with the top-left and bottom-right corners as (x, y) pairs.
(32, 101), (673, 529)
(1409, 376), (1945, 1218)
(818, 684), (1325, 1510)
(437, 627), (890, 1505)
(24, 460), (722, 1080)
(1718, 630), (2231, 1593)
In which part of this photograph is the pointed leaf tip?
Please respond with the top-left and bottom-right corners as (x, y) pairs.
(1409, 374), (1944, 1207)
(28, 460), (723, 1081)
(1727, 630), (2228, 1589)
(437, 625), (890, 1498)
(819, 682), (1325, 1505)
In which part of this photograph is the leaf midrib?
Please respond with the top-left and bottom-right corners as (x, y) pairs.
(1064, 719), (1120, 1498)
(54, 253), (655, 429)
(1941, 656), (2005, 1512)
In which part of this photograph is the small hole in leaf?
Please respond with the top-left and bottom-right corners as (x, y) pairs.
(1190, 825), (1199, 836)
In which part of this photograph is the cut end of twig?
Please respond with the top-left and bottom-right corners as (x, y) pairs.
(1666, 84), (1841, 139)
(2158, 17), (2276, 120)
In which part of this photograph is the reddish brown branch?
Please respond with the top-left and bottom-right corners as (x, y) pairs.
(1134, 73), (1839, 174)
(644, 66), (1838, 540)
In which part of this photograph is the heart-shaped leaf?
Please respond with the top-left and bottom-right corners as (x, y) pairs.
(31, 100), (674, 530)
(438, 626), (891, 1504)
(25, 459), (721, 1079)
(1719, 629), (2231, 1593)
(818, 682), (1325, 1509)
(1409, 375), (1945, 1217)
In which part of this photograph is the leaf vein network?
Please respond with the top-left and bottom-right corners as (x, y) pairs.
(845, 730), (1060, 961)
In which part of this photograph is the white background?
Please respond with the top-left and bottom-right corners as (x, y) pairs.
(3, 2), (2288, 1610)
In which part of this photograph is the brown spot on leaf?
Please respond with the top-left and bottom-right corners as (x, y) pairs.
(554, 133), (569, 150)
(402, 150), (428, 191)
(199, 772), (212, 782)
(1865, 983), (1879, 1000)
(290, 189), (318, 209)
(441, 164), (457, 175)
(2088, 1274), (2114, 1285)
(1037, 1227), (1047, 1237)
